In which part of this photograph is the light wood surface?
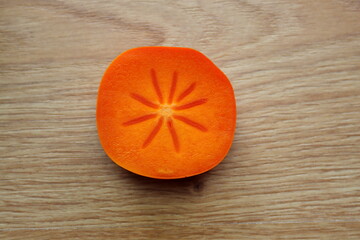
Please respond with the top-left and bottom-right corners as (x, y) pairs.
(1, 0), (360, 239)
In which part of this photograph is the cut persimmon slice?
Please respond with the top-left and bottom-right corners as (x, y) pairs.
(97, 47), (236, 179)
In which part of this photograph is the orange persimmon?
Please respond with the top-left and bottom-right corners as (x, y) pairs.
(97, 47), (236, 179)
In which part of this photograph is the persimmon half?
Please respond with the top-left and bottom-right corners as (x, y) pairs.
(97, 47), (236, 179)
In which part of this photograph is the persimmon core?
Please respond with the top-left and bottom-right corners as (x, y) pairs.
(159, 105), (173, 117)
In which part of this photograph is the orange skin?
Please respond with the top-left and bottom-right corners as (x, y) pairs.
(97, 47), (236, 179)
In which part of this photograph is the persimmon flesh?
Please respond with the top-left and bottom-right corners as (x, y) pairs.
(97, 47), (236, 179)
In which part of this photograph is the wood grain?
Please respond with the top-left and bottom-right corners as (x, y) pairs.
(1, 0), (360, 239)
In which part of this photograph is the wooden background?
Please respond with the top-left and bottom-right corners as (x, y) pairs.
(1, 0), (360, 239)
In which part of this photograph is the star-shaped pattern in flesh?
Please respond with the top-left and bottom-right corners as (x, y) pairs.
(123, 69), (208, 152)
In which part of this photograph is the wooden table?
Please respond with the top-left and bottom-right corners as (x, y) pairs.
(1, 1), (360, 239)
